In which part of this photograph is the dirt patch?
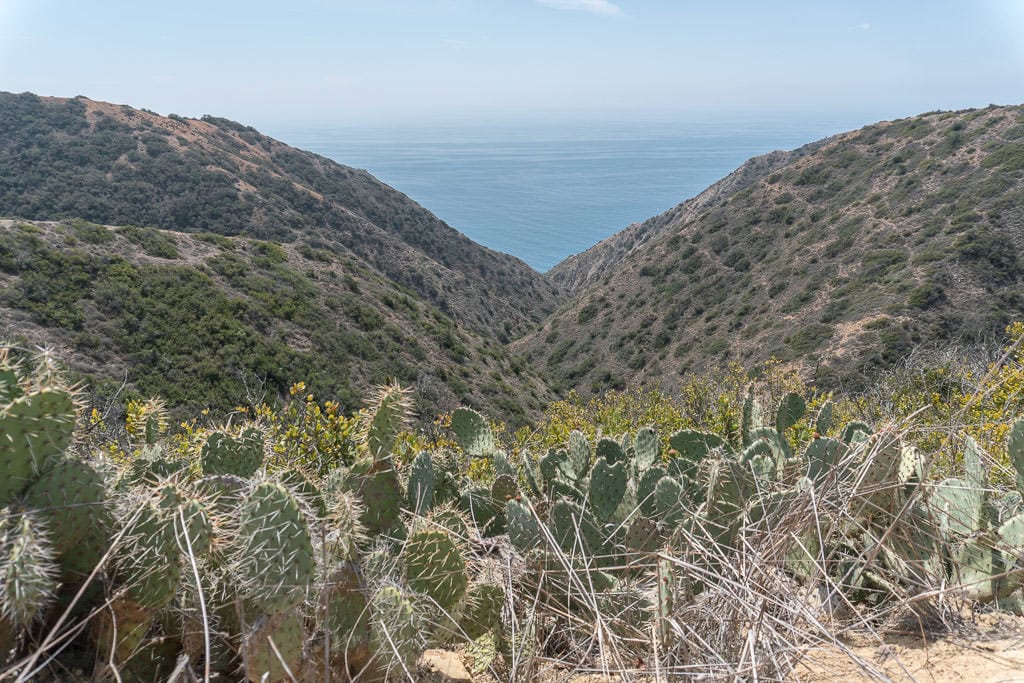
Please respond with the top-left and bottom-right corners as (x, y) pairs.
(797, 614), (1024, 682)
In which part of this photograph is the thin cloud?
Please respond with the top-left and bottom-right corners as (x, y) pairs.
(536, 0), (622, 16)
(848, 22), (871, 31)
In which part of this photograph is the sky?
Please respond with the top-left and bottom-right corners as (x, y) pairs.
(1, 0), (1023, 127)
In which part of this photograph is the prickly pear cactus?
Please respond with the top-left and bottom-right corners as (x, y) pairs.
(201, 427), (264, 478)
(588, 456), (627, 522)
(0, 510), (58, 628)
(323, 561), (372, 667)
(0, 378), (76, 505)
(634, 427), (660, 470)
(1010, 418), (1024, 495)
(404, 529), (469, 611)
(506, 499), (541, 553)
(237, 481), (316, 613)
(369, 585), (420, 675)
(566, 431), (591, 478)
(121, 502), (181, 610)
(354, 462), (404, 534)
(407, 451), (435, 515)
(362, 382), (413, 461)
(804, 437), (845, 483)
(242, 607), (306, 682)
(450, 407), (494, 458)
(458, 583), (504, 641)
(24, 458), (110, 579)
(595, 437), (625, 466)
(775, 392), (806, 433)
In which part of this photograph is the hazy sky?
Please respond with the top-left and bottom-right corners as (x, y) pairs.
(1, 0), (1023, 127)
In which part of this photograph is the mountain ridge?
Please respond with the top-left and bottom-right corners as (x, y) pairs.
(525, 105), (1024, 395)
(0, 92), (561, 342)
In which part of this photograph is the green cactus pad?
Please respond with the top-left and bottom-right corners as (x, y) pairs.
(405, 529), (468, 612)
(955, 539), (1008, 603)
(459, 583), (504, 641)
(623, 516), (662, 552)
(566, 430), (591, 479)
(1010, 418), (1024, 495)
(668, 430), (726, 478)
(362, 383), (412, 461)
(931, 477), (984, 539)
(122, 503), (181, 610)
(201, 427), (264, 478)
(804, 437), (845, 483)
(595, 438), (625, 466)
(280, 468), (328, 519)
(370, 585), (420, 672)
(840, 421), (872, 445)
(964, 435), (986, 491)
(356, 463), (404, 534)
(24, 458), (110, 579)
(0, 510), (58, 626)
(815, 400), (835, 435)
(506, 499), (541, 552)
(490, 474), (518, 504)
(176, 498), (213, 558)
(450, 407), (494, 457)
(539, 448), (575, 487)
(408, 451), (435, 515)
(588, 456), (627, 522)
(550, 500), (603, 556)
(637, 467), (665, 517)
(0, 389), (76, 504)
(741, 391), (763, 447)
(242, 608), (306, 682)
(196, 474), (246, 518)
(747, 427), (792, 461)
(775, 392), (806, 433)
(634, 427), (660, 470)
(492, 451), (515, 478)
(324, 561), (372, 654)
(459, 485), (500, 530)
(238, 481), (316, 613)
(428, 507), (471, 541)
(654, 476), (686, 525)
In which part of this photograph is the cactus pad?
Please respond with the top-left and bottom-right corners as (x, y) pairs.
(506, 499), (541, 553)
(775, 392), (806, 433)
(458, 583), (504, 641)
(634, 427), (659, 470)
(567, 430), (591, 479)
(595, 438), (625, 466)
(404, 529), (469, 611)
(242, 608), (306, 682)
(588, 456), (627, 522)
(623, 516), (661, 553)
(24, 458), (110, 579)
(0, 510), (58, 626)
(450, 407), (494, 457)
(238, 481), (316, 613)
(201, 428), (264, 478)
(408, 451), (435, 515)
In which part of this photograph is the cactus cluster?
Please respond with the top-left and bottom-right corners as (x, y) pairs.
(7, 343), (1024, 680)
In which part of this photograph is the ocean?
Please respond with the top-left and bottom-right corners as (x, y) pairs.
(270, 116), (871, 272)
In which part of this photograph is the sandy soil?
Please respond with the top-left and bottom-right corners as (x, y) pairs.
(796, 615), (1024, 682)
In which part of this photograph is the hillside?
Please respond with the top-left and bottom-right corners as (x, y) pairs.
(0, 218), (554, 422)
(522, 105), (1024, 394)
(0, 92), (560, 342)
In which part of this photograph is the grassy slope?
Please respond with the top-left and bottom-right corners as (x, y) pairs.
(522, 105), (1024, 394)
(0, 92), (561, 342)
(0, 219), (553, 423)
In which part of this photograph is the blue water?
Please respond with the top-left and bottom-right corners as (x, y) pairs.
(270, 117), (868, 272)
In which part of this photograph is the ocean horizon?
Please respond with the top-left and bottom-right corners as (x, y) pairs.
(271, 116), (877, 272)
